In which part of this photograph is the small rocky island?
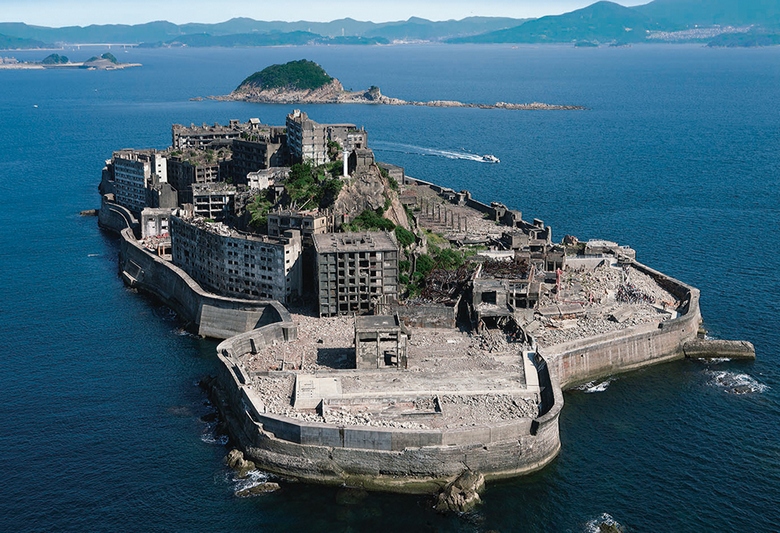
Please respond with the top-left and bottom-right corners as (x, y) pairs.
(215, 59), (584, 110)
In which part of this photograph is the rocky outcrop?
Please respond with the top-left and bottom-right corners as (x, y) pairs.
(225, 448), (256, 476)
(434, 470), (485, 513)
(333, 164), (410, 229)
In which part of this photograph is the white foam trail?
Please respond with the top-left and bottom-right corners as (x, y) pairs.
(232, 469), (272, 497)
(584, 513), (625, 533)
(372, 140), (493, 163)
(576, 378), (614, 393)
(708, 370), (769, 394)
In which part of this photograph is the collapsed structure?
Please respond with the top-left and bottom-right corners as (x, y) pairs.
(97, 111), (753, 506)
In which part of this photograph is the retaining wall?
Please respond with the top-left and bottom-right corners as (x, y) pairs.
(214, 327), (563, 493)
(541, 262), (702, 389)
(101, 199), (287, 339)
(98, 195), (140, 236)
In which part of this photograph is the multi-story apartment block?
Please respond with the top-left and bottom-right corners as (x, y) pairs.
(230, 126), (286, 183)
(286, 109), (328, 165)
(110, 149), (167, 214)
(170, 214), (302, 303)
(285, 110), (369, 167)
(171, 118), (262, 150)
(313, 232), (399, 317)
(192, 183), (236, 222)
(166, 151), (227, 205)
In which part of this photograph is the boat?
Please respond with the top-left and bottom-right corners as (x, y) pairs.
(482, 154), (500, 163)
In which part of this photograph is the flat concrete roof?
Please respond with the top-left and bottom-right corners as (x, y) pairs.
(313, 231), (397, 254)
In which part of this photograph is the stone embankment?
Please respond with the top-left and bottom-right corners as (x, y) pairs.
(214, 80), (584, 110)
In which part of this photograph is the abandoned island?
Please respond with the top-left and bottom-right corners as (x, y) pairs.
(96, 81), (754, 510)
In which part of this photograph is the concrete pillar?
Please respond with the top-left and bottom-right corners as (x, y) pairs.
(343, 150), (349, 177)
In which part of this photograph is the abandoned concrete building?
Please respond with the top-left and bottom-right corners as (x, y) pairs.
(354, 315), (409, 369)
(267, 209), (331, 239)
(166, 150), (227, 205)
(170, 214), (303, 303)
(108, 149), (168, 215)
(230, 127), (287, 183)
(472, 258), (541, 327)
(286, 109), (368, 166)
(171, 119), (263, 151)
(313, 232), (400, 317)
(192, 182), (237, 222)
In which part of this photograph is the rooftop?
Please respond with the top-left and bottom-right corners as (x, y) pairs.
(313, 231), (397, 254)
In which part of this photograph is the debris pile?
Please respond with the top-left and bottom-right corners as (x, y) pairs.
(415, 265), (472, 304)
(480, 257), (529, 279)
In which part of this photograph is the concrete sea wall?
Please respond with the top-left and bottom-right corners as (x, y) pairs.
(100, 199), (287, 339)
(542, 262), (702, 389)
(214, 329), (563, 493)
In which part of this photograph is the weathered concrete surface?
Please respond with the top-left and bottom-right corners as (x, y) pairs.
(98, 195), (139, 236)
(211, 325), (564, 494)
(683, 339), (756, 360)
(541, 261), (703, 389)
(101, 199), (291, 340)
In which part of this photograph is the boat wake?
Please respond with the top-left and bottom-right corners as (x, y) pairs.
(372, 140), (498, 163)
(707, 370), (769, 395)
(576, 378), (614, 393)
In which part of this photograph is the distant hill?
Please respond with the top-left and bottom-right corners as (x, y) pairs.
(146, 31), (388, 48)
(635, 0), (780, 27)
(707, 27), (780, 46)
(0, 17), (525, 46)
(0, 32), (50, 49)
(452, 2), (658, 44)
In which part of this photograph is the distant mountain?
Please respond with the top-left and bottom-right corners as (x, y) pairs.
(451, 0), (780, 44)
(362, 16), (525, 41)
(452, 2), (658, 44)
(0, 17), (525, 46)
(634, 0), (780, 27)
(0, 32), (50, 49)
(147, 31), (388, 47)
(707, 26), (780, 46)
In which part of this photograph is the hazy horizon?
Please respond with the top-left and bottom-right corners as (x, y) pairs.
(0, 0), (649, 27)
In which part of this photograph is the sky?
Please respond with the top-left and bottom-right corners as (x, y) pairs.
(0, 0), (651, 27)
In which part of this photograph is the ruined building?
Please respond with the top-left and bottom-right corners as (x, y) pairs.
(313, 232), (399, 317)
(170, 214), (303, 303)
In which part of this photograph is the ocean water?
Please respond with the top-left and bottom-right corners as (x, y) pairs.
(0, 44), (778, 532)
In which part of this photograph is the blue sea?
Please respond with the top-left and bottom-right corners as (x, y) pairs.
(0, 44), (778, 532)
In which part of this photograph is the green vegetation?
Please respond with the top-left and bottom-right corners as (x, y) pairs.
(247, 190), (273, 230)
(85, 52), (119, 63)
(41, 53), (68, 64)
(395, 226), (415, 247)
(238, 59), (333, 91)
(708, 30), (780, 47)
(283, 162), (343, 210)
(403, 242), (469, 297)
(343, 208), (395, 232)
(0, 33), (49, 50)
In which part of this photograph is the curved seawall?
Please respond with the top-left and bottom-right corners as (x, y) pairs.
(101, 199), (288, 339)
(213, 326), (564, 493)
(99, 199), (702, 494)
(541, 261), (702, 389)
